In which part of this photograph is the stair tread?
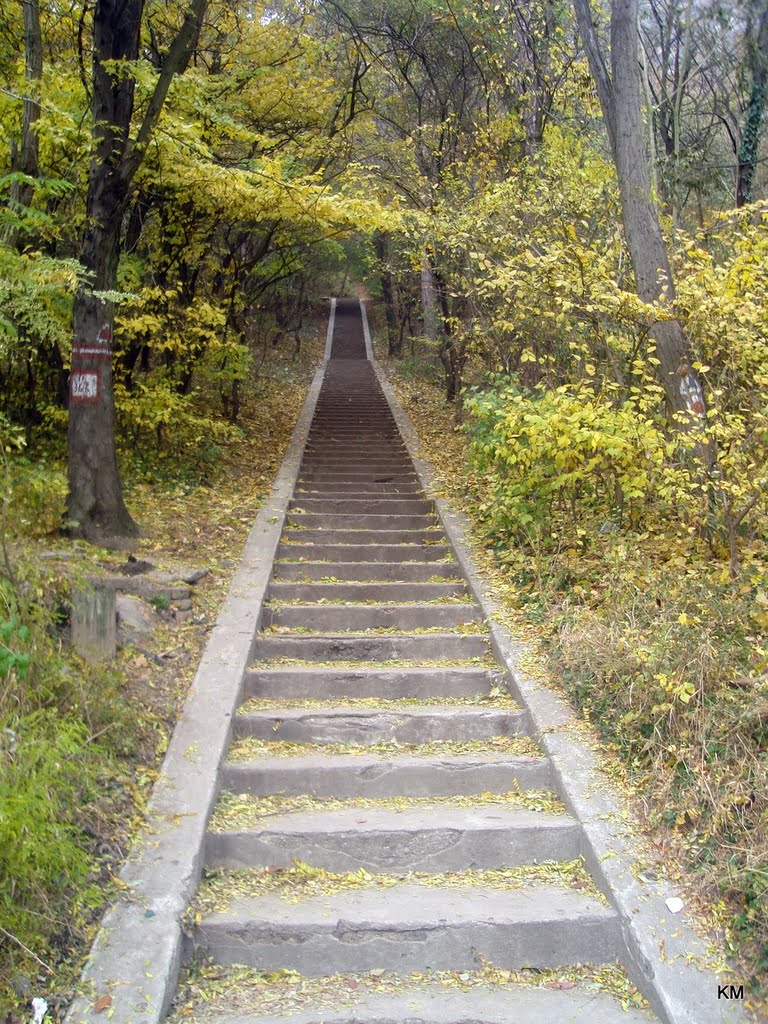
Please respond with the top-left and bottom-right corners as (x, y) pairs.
(168, 981), (654, 1024)
(208, 804), (576, 835)
(199, 881), (616, 927)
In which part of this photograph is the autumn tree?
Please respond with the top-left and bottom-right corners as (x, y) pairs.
(573, 0), (707, 422)
(67, 0), (209, 544)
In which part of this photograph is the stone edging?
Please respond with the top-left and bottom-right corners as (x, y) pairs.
(64, 358), (327, 1024)
(372, 358), (746, 1024)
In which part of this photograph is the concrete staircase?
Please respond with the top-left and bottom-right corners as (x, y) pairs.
(176, 302), (655, 1022)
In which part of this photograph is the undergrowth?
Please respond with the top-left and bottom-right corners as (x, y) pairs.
(0, 331), (321, 1017)
(388, 364), (768, 1010)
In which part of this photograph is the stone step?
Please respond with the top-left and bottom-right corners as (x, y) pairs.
(252, 633), (490, 662)
(267, 581), (468, 602)
(281, 528), (445, 545)
(286, 514), (439, 530)
(264, 604), (481, 631)
(206, 805), (579, 872)
(299, 471), (419, 482)
(276, 543), (451, 562)
(303, 446), (408, 456)
(271, 561), (463, 582)
(295, 482), (425, 495)
(295, 487), (426, 498)
(301, 456), (413, 467)
(233, 705), (527, 743)
(221, 752), (551, 798)
(244, 666), (497, 700)
(289, 498), (434, 514)
(194, 883), (619, 974)
(167, 981), (655, 1024)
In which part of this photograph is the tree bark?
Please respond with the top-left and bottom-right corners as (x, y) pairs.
(67, 0), (209, 544)
(574, 0), (705, 421)
(374, 233), (400, 355)
(736, 5), (768, 207)
(8, 0), (42, 242)
(420, 259), (439, 342)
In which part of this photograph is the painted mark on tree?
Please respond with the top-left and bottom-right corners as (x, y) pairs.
(72, 324), (113, 361)
(679, 372), (705, 415)
(70, 371), (100, 403)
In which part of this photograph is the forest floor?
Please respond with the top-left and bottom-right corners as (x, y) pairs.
(374, 335), (767, 1021)
(0, 328), (323, 1021)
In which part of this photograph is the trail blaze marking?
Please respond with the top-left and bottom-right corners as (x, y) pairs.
(70, 370), (100, 403)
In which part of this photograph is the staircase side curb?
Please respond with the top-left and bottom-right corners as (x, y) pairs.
(64, 358), (327, 1024)
(372, 358), (746, 1024)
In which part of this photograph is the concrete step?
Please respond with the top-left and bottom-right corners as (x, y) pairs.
(286, 514), (439, 530)
(289, 498), (434, 514)
(271, 561), (463, 582)
(221, 752), (551, 798)
(295, 487), (426, 498)
(194, 883), (619, 973)
(301, 456), (413, 467)
(244, 666), (498, 700)
(206, 805), (580, 872)
(281, 528), (445, 545)
(276, 543), (452, 562)
(295, 483), (425, 495)
(265, 604), (481, 631)
(252, 634), (490, 662)
(167, 981), (655, 1024)
(299, 471), (419, 482)
(267, 581), (468, 602)
(233, 705), (527, 744)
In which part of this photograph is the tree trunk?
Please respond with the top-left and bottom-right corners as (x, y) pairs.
(574, 0), (706, 421)
(67, 0), (209, 544)
(374, 234), (400, 356)
(420, 258), (439, 341)
(736, 7), (768, 207)
(8, 0), (42, 243)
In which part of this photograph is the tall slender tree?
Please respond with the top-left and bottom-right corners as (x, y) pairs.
(573, 0), (707, 422)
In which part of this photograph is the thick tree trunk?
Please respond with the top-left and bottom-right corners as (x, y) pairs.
(574, 0), (705, 421)
(67, 0), (209, 544)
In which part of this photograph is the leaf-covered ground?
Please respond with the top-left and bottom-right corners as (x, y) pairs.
(0, 338), (321, 1019)
(382, 355), (767, 1019)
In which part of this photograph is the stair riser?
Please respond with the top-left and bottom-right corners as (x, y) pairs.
(205, 822), (581, 873)
(295, 484), (424, 495)
(233, 710), (527, 744)
(271, 562), (463, 582)
(264, 605), (480, 630)
(289, 499), (434, 513)
(281, 529), (445, 545)
(244, 669), (495, 700)
(194, 915), (619, 975)
(267, 582), (468, 601)
(221, 759), (551, 798)
(252, 635), (490, 661)
(286, 515), (439, 530)
(276, 544), (451, 561)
